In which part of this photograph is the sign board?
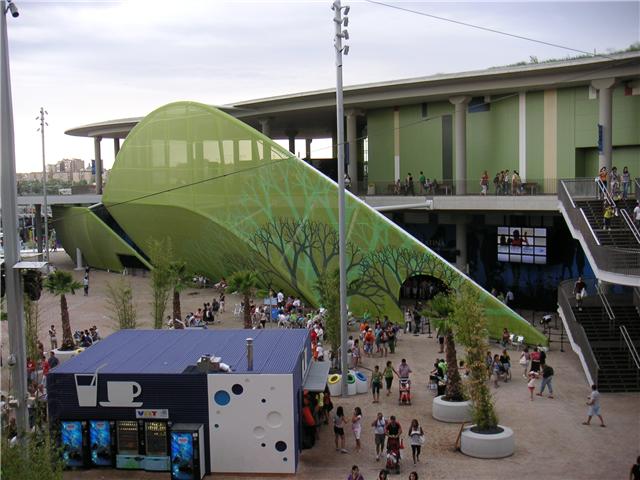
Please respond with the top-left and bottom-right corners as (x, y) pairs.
(136, 409), (169, 419)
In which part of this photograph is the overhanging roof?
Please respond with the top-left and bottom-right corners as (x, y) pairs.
(65, 52), (640, 140)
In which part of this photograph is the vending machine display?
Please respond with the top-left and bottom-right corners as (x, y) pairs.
(170, 424), (205, 480)
(61, 421), (86, 468)
(89, 420), (115, 467)
(143, 421), (170, 471)
(116, 420), (143, 470)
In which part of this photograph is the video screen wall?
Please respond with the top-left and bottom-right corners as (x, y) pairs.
(497, 227), (547, 264)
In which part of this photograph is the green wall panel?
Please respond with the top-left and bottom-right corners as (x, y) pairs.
(613, 89), (640, 146)
(53, 101), (546, 344)
(398, 104), (443, 182)
(557, 88), (578, 178)
(525, 92), (544, 181)
(52, 206), (151, 272)
(366, 109), (394, 181)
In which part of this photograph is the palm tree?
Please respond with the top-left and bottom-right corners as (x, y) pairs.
(425, 293), (464, 402)
(227, 271), (259, 329)
(44, 271), (81, 350)
(169, 261), (190, 322)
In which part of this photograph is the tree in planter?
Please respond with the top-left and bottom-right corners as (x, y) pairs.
(314, 269), (340, 362)
(169, 260), (190, 323)
(227, 271), (260, 329)
(106, 277), (137, 330)
(424, 293), (464, 402)
(147, 238), (173, 329)
(43, 271), (81, 351)
(454, 284), (499, 431)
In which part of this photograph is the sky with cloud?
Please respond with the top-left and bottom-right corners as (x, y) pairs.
(6, 0), (639, 172)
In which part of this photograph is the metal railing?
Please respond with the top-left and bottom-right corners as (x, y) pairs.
(558, 279), (600, 386)
(558, 178), (640, 277)
(596, 179), (640, 246)
(356, 177), (558, 196)
(596, 283), (615, 330)
(619, 324), (640, 389)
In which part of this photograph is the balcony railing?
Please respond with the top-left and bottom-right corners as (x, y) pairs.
(355, 177), (558, 196)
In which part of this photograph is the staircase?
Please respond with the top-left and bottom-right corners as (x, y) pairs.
(575, 199), (640, 249)
(571, 304), (640, 392)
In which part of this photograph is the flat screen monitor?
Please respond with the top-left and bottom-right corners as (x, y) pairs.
(497, 227), (547, 264)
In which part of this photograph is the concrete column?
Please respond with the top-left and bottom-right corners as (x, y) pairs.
(75, 248), (84, 271)
(393, 108), (400, 181)
(113, 138), (120, 158)
(591, 78), (616, 171)
(93, 136), (103, 194)
(449, 96), (471, 195)
(34, 203), (43, 253)
(346, 110), (358, 191)
(259, 118), (271, 137)
(305, 138), (312, 161)
(456, 218), (468, 273)
(285, 129), (298, 155)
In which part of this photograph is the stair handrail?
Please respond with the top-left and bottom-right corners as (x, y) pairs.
(596, 284), (615, 329)
(579, 208), (601, 245)
(597, 178), (640, 245)
(558, 279), (600, 386)
(619, 324), (640, 371)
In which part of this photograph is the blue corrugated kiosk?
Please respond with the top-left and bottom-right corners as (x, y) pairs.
(47, 329), (312, 476)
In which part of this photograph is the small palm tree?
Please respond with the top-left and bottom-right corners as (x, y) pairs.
(169, 261), (190, 322)
(44, 271), (81, 350)
(425, 293), (464, 402)
(227, 271), (259, 329)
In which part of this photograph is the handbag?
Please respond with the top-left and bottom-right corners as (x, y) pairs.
(419, 434), (425, 445)
(519, 355), (527, 366)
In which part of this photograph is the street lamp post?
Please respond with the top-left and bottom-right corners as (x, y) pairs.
(1, 0), (29, 438)
(37, 107), (49, 264)
(332, 0), (350, 396)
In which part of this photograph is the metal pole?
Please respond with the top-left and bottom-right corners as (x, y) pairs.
(38, 107), (49, 263)
(333, 0), (349, 396)
(1, 0), (29, 438)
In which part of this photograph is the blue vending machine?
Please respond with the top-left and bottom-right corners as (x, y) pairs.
(89, 420), (116, 467)
(61, 420), (87, 468)
(170, 424), (205, 480)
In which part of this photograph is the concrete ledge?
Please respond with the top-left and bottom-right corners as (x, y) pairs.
(361, 195), (559, 212)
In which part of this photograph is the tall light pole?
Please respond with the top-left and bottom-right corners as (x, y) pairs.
(37, 107), (49, 263)
(332, 0), (350, 396)
(1, 0), (29, 438)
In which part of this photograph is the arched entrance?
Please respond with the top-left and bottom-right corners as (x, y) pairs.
(399, 274), (449, 305)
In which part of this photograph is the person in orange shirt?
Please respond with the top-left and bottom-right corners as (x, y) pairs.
(364, 329), (375, 357)
(598, 166), (608, 198)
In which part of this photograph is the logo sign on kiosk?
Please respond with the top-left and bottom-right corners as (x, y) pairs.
(136, 409), (169, 419)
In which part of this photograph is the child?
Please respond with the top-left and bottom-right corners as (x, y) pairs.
(527, 371), (539, 401)
(351, 407), (363, 453)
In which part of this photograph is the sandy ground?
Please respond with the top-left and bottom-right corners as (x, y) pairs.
(1, 251), (638, 480)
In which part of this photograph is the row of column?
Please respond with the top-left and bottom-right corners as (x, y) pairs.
(92, 137), (120, 195)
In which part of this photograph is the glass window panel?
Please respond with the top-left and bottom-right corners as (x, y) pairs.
(222, 140), (235, 164)
(238, 140), (252, 161)
(169, 140), (187, 167)
(203, 140), (221, 164)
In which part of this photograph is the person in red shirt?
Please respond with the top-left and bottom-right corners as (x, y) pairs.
(26, 357), (36, 384)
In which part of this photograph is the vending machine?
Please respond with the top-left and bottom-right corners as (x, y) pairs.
(170, 424), (205, 480)
(60, 420), (87, 468)
(116, 420), (144, 469)
(142, 421), (170, 471)
(89, 420), (116, 467)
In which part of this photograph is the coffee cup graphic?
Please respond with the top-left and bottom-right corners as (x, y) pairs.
(99, 381), (143, 407)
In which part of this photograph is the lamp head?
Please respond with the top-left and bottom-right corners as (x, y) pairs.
(7, 1), (19, 17)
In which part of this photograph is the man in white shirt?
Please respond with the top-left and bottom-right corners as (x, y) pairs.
(583, 384), (605, 427)
(633, 201), (640, 228)
(277, 290), (285, 308)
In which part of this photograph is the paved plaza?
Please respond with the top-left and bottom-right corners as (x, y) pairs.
(1, 252), (638, 479)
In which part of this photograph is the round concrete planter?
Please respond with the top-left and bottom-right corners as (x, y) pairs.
(53, 348), (84, 364)
(432, 396), (472, 423)
(460, 424), (515, 459)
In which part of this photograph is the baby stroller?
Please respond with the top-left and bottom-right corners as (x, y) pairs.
(398, 378), (411, 405)
(385, 436), (401, 474)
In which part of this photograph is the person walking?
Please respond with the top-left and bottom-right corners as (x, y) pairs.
(519, 347), (530, 378)
(352, 407), (363, 453)
(603, 203), (614, 230)
(408, 419), (425, 465)
(574, 276), (587, 311)
(537, 363), (554, 398)
(383, 361), (396, 396)
(83, 274), (89, 296)
(371, 366), (383, 403)
(527, 371), (539, 401)
(630, 455), (640, 480)
(48, 325), (58, 350)
(621, 166), (631, 199)
(334, 406), (348, 453)
(398, 359), (412, 379)
(480, 171), (488, 196)
(633, 201), (640, 229)
(409, 472), (419, 480)
(371, 412), (386, 461)
(347, 465), (364, 480)
(583, 384), (606, 427)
